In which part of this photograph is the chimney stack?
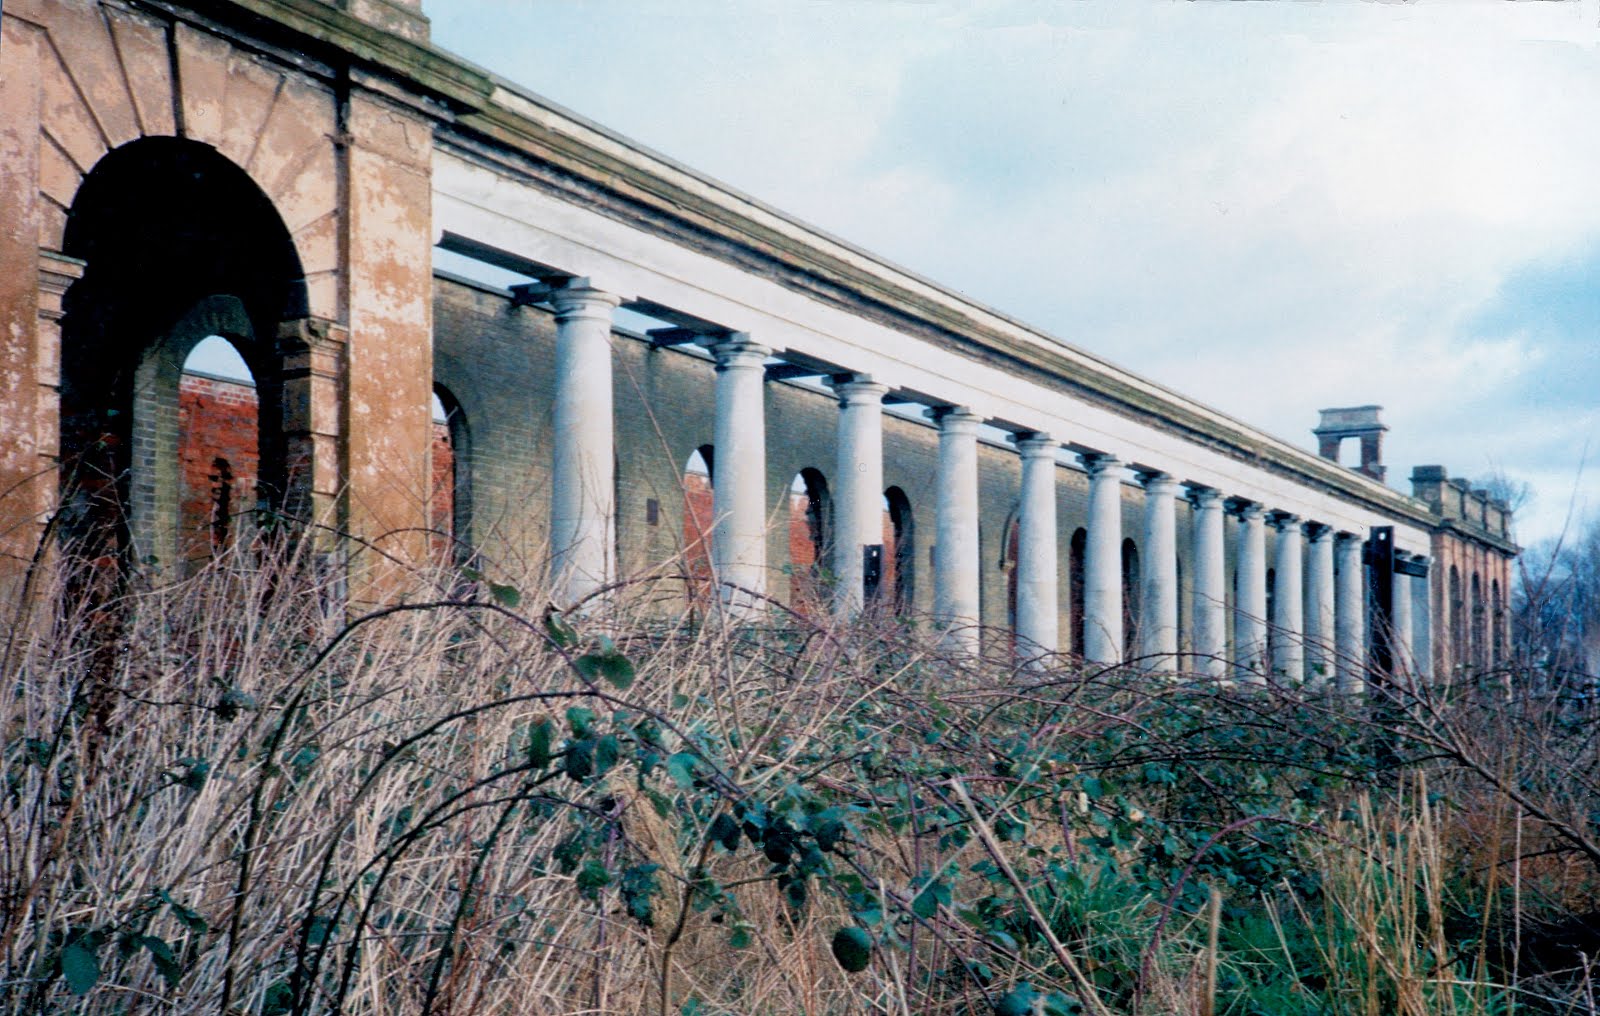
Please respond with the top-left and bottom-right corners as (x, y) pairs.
(1314, 406), (1388, 482)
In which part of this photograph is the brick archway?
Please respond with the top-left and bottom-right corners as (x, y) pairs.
(57, 138), (304, 568)
(1, 3), (433, 582)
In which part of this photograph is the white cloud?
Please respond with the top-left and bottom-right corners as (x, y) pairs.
(430, 0), (1600, 542)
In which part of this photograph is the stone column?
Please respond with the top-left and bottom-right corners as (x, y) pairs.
(549, 280), (621, 608)
(1411, 557), (1433, 679)
(1082, 453), (1125, 666)
(1234, 502), (1268, 680)
(1188, 486), (1228, 679)
(1391, 558), (1415, 676)
(708, 335), (770, 615)
(1334, 532), (1367, 695)
(931, 407), (983, 652)
(1270, 513), (1304, 682)
(1015, 433), (1060, 660)
(1304, 523), (1336, 689)
(1137, 471), (1179, 672)
(830, 375), (887, 617)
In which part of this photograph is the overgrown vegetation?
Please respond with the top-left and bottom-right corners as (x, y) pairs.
(5, 538), (1600, 1014)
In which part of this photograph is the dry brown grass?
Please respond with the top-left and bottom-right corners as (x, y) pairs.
(2, 538), (1596, 1015)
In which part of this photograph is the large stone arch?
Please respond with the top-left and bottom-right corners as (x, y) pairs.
(1, 0), (435, 586)
(56, 137), (307, 569)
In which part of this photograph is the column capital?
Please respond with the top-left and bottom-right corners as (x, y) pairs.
(1013, 432), (1059, 458)
(927, 405), (983, 433)
(1186, 484), (1223, 509)
(1267, 511), (1302, 531)
(828, 374), (888, 405)
(1228, 498), (1264, 521)
(1303, 520), (1333, 541)
(1335, 529), (1364, 544)
(1136, 470), (1179, 496)
(707, 333), (771, 369)
(1078, 452), (1124, 477)
(548, 278), (622, 320)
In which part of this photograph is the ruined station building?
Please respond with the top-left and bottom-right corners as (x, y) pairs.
(0, 0), (1515, 683)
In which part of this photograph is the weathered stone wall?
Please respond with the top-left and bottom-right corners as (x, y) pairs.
(0, 0), (435, 598)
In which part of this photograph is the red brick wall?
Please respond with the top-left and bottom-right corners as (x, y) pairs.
(430, 423), (453, 561)
(177, 373), (258, 567)
(683, 471), (714, 607)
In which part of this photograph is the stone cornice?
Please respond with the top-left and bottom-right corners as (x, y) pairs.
(218, 0), (1447, 533)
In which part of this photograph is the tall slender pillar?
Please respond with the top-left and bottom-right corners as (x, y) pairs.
(830, 375), (887, 617)
(1234, 502), (1268, 680)
(1138, 471), (1179, 672)
(1081, 453), (1124, 666)
(1411, 556), (1433, 679)
(708, 335), (770, 615)
(1334, 532), (1367, 695)
(1188, 486), (1228, 679)
(1015, 433), (1060, 660)
(1304, 523), (1336, 689)
(549, 280), (621, 607)
(1270, 513), (1304, 682)
(1391, 559), (1415, 676)
(932, 407), (983, 652)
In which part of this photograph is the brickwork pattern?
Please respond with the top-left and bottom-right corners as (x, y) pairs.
(177, 374), (258, 568)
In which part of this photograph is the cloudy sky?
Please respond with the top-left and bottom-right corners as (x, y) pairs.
(428, 0), (1600, 547)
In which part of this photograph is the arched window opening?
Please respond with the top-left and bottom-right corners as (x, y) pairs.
(787, 468), (830, 617)
(1449, 566), (1464, 671)
(884, 487), (915, 614)
(1175, 552), (1187, 660)
(59, 137), (305, 572)
(1001, 509), (1020, 638)
(1471, 572), (1486, 670)
(1491, 578), (1504, 668)
(431, 386), (472, 567)
(1069, 528), (1087, 657)
(684, 445), (716, 610)
(1122, 538), (1141, 658)
(1265, 567), (1278, 666)
(177, 335), (258, 571)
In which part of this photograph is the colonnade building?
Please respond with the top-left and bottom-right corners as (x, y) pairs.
(0, 0), (1516, 681)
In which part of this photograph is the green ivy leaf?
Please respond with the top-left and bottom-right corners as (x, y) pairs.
(709, 813), (741, 852)
(619, 863), (661, 926)
(912, 878), (948, 920)
(995, 982), (1039, 1016)
(564, 739), (595, 782)
(543, 608), (577, 648)
(574, 651), (636, 690)
(666, 752), (699, 790)
(830, 926), (873, 973)
(576, 859), (611, 900)
(528, 719), (555, 770)
(566, 707), (596, 738)
(489, 581), (522, 608)
(60, 940), (99, 996)
(594, 734), (621, 776)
